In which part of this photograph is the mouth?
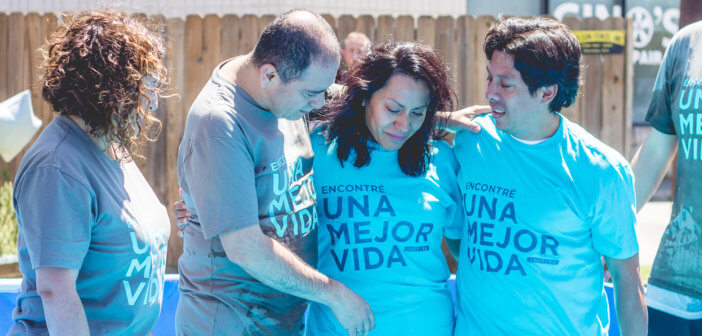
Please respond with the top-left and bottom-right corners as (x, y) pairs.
(386, 133), (408, 143)
(491, 106), (505, 119)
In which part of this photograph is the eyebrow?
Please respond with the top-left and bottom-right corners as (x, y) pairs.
(389, 98), (428, 110)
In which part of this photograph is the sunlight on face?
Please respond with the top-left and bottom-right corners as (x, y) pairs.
(365, 73), (430, 151)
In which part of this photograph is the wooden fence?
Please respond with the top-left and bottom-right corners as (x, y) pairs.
(0, 13), (634, 266)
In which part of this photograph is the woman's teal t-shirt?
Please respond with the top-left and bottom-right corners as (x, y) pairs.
(306, 132), (464, 336)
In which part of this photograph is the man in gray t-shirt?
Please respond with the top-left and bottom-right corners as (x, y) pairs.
(175, 10), (374, 336)
(632, 20), (702, 334)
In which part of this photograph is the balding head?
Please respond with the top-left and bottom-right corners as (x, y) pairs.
(342, 31), (371, 67)
(251, 9), (340, 83)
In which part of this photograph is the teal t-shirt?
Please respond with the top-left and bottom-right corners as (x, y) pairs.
(451, 115), (638, 335)
(10, 115), (170, 335)
(306, 133), (464, 336)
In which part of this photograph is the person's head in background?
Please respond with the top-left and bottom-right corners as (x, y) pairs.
(342, 32), (371, 68)
(323, 42), (455, 177)
(41, 11), (167, 159)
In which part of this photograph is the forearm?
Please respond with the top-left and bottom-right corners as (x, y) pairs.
(631, 129), (677, 211)
(221, 226), (374, 333)
(613, 275), (648, 335)
(241, 237), (339, 305)
(40, 285), (89, 335)
(220, 226), (341, 306)
(605, 255), (648, 336)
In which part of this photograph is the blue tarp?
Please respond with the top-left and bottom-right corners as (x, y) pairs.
(0, 275), (620, 335)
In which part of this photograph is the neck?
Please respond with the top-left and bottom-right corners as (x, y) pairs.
(511, 110), (560, 141)
(66, 114), (117, 159)
(221, 53), (271, 110)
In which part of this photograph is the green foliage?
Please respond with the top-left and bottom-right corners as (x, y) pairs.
(0, 181), (18, 256)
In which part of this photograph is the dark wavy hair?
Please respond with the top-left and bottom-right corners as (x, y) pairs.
(41, 11), (167, 160)
(322, 42), (456, 177)
(484, 17), (581, 112)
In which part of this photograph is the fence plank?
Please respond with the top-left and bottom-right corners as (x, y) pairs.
(0, 13), (8, 103)
(355, 15), (375, 42)
(473, 15), (494, 106)
(376, 15), (394, 43)
(4, 13), (28, 180)
(600, 17), (626, 153)
(435, 16), (456, 92)
(203, 14), (222, 70)
(220, 15), (240, 59)
(40, 14), (57, 128)
(165, 17), (185, 266)
(395, 16), (414, 41)
(561, 15), (582, 124)
(580, 17), (603, 137)
(239, 14), (258, 54)
(25, 13), (42, 127)
(7, 13), (26, 101)
(456, 15), (476, 107)
(416, 16), (436, 48)
(337, 15), (357, 43)
(259, 14), (275, 35)
(321, 14), (337, 37)
(146, 14), (168, 207)
(623, 17), (634, 158)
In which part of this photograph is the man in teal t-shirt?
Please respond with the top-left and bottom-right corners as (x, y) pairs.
(448, 17), (647, 335)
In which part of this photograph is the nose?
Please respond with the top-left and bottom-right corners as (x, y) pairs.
(149, 94), (159, 111)
(485, 82), (498, 103)
(394, 111), (410, 132)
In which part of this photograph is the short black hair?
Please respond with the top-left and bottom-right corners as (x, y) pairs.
(251, 10), (339, 83)
(484, 17), (581, 112)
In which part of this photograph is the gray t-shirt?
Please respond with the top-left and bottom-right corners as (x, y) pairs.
(9, 115), (170, 335)
(646, 20), (702, 299)
(176, 60), (317, 336)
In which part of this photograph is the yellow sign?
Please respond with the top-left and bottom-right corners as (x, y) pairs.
(573, 30), (626, 54)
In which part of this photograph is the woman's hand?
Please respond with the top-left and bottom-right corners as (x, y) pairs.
(436, 105), (492, 133)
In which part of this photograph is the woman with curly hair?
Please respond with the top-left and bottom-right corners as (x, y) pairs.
(9, 11), (170, 335)
(304, 42), (464, 336)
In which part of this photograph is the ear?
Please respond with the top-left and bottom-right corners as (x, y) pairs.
(539, 84), (558, 104)
(259, 64), (278, 88)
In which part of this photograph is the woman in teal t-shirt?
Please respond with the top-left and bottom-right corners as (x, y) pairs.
(306, 42), (464, 336)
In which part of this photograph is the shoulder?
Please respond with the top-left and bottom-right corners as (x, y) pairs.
(562, 118), (632, 179)
(673, 21), (702, 42)
(428, 140), (454, 162)
(454, 115), (500, 149)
